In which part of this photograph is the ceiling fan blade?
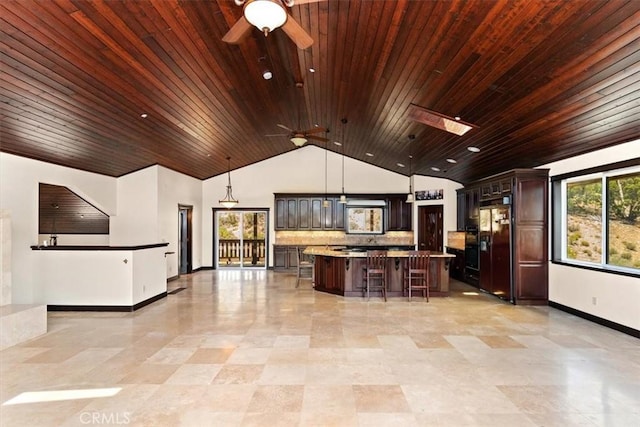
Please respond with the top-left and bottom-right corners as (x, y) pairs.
(307, 135), (329, 142)
(222, 16), (252, 44)
(277, 123), (295, 132)
(282, 15), (313, 49)
(304, 127), (326, 135)
(292, 0), (326, 5)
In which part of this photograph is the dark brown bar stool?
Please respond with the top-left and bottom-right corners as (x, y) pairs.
(296, 246), (314, 288)
(363, 250), (387, 301)
(404, 250), (431, 301)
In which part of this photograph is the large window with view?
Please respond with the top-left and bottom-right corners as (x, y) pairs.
(553, 162), (640, 274)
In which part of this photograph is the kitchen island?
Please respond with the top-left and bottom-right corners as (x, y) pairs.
(304, 247), (455, 298)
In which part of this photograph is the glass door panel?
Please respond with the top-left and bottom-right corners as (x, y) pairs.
(217, 211), (241, 268)
(216, 210), (267, 269)
(242, 212), (266, 268)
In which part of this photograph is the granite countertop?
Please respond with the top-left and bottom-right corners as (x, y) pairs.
(304, 247), (455, 258)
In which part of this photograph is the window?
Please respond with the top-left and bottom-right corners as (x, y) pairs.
(552, 162), (640, 275)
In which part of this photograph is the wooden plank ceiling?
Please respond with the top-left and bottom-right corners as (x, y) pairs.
(1, 0), (639, 184)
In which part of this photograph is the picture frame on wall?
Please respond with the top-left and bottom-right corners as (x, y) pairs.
(415, 189), (444, 200)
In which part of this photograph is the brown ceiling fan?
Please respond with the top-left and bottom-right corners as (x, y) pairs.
(268, 123), (328, 147)
(265, 82), (328, 147)
(222, 0), (321, 49)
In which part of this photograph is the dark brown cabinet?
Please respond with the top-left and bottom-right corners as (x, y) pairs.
(446, 247), (465, 281)
(275, 194), (408, 231)
(456, 190), (466, 230)
(458, 169), (549, 305)
(387, 195), (412, 231)
(465, 187), (479, 225)
(273, 245), (301, 271)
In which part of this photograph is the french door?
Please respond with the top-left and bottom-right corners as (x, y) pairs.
(215, 210), (267, 269)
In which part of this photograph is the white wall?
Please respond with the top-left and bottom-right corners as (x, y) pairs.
(413, 175), (464, 240)
(541, 139), (640, 330)
(110, 166), (159, 246)
(0, 153), (117, 303)
(157, 166), (203, 276)
(202, 145), (461, 266)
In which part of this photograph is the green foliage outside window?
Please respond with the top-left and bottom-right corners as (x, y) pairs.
(564, 171), (639, 270)
(608, 173), (640, 224)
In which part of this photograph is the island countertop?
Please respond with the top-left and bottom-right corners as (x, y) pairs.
(304, 247), (455, 259)
(305, 247), (454, 298)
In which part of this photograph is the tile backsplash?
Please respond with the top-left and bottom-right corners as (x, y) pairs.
(447, 231), (465, 250)
(275, 230), (414, 247)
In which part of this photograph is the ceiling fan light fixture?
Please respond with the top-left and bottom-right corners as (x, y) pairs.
(244, 0), (287, 36)
(290, 136), (307, 147)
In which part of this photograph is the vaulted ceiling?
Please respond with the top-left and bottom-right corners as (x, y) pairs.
(2, 0), (639, 184)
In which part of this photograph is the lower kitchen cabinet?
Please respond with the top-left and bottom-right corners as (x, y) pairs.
(273, 245), (300, 271)
(446, 247), (466, 281)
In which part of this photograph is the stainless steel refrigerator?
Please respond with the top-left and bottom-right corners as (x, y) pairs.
(479, 204), (512, 301)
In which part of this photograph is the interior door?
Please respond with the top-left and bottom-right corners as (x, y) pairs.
(418, 205), (443, 252)
(178, 205), (192, 274)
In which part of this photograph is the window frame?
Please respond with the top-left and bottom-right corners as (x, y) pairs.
(551, 158), (640, 278)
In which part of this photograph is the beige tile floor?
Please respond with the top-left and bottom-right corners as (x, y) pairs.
(1, 270), (639, 426)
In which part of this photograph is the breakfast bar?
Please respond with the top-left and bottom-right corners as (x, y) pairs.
(304, 247), (455, 298)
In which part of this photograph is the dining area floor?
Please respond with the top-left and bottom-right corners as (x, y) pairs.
(1, 270), (639, 426)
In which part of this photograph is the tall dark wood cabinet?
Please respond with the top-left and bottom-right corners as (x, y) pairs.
(510, 170), (549, 304)
(457, 169), (549, 305)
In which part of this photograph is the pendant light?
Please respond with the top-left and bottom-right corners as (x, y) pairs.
(323, 132), (329, 208)
(406, 135), (415, 203)
(219, 156), (239, 208)
(339, 118), (348, 204)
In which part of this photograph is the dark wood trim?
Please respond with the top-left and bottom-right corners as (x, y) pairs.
(47, 292), (167, 313)
(167, 274), (180, 282)
(31, 243), (169, 251)
(193, 266), (213, 272)
(548, 301), (639, 339)
(550, 157), (640, 182)
(133, 292), (167, 310)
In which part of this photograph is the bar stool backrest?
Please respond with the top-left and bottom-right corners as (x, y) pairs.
(407, 250), (431, 273)
(366, 250), (387, 272)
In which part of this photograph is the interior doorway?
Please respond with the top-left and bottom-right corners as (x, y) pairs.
(418, 205), (443, 252)
(178, 205), (193, 275)
(215, 210), (267, 269)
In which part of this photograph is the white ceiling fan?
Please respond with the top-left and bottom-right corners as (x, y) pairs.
(222, 0), (322, 49)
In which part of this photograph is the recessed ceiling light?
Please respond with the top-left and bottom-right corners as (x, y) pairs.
(446, 158), (457, 163)
(467, 146), (481, 153)
(309, 68), (315, 73)
(365, 152), (374, 157)
(140, 113), (148, 118)
(397, 163), (405, 168)
(262, 70), (273, 80)
(431, 166), (441, 172)
(333, 141), (342, 146)
(454, 116), (461, 121)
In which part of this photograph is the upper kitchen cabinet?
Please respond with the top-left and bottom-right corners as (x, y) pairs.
(459, 187), (479, 227)
(274, 194), (346, 231)
(386, 195), (412, 231)
(275, 194), (408, 231)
